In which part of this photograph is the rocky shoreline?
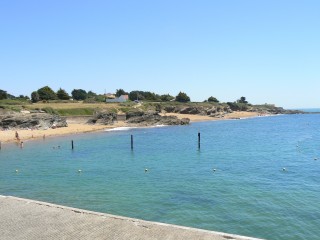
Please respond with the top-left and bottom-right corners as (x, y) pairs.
(87, 110), (190, 127)
(0, 104), (304, 131)
(0, 112), (67, 130)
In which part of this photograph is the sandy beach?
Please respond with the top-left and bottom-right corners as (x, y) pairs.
(0, 111), (261, 143)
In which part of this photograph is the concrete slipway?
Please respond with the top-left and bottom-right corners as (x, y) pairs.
(0, 195), (263, 240)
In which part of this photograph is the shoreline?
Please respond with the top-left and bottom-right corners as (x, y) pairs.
(0, 111), (264, 143)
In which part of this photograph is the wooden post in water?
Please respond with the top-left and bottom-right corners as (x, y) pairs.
(0, 141), (1, 150)
(131, 135), (133, 150)
(71, 140), (74, 150)
(198, 132), (201, 149)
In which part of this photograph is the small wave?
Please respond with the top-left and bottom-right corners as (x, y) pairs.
(105, 125), (168, 132)
(153, 124), (167, 128)
(105, 127), (137, 132)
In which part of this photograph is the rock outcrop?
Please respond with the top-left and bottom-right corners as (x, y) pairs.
(87, 110), (190, 126)
(126, 111), (190, 126)
(87, 110), (117, 125)
(163, 105), (232, 117)
(0, 113), (67, 130)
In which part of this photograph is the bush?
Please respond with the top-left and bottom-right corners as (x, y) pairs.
(208, 96), (219, 103)
(72, 89), (87, 100)
(31, 91), (40, 103)
(37, 86), (57, 100)
(56, 88), (70, 100)
(227, 102), (248, 111)
(175, 92), (190, 102)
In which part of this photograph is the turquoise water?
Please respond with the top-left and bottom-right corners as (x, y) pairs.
(1, 114), (320, 240)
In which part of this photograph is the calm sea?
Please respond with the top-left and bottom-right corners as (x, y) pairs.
(1, 114), (319, 240)
(294, 108), (320, 113)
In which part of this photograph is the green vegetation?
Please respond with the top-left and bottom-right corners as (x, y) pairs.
(41, 107), (58, 115)
(37, 86), (57, 101)
(31, 91), (40, 103)
(0, 87), (286, 117)
(175, 92), (190, 102)
(0, 89), (8, 100)
(55, 108), (95, 116)
(160, 94), (174, 101)
(72, 89), (87, 100)
(208, 96), (219, 103)
(115, 89), (128, 97)
(56, 88), (70, 100)
(237, 96), (248, 104)
(227, 102), (249, 111)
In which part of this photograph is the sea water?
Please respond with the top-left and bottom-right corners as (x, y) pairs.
(0, 114), (319, 240)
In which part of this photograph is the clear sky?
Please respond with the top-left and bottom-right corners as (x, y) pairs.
(1, 0), (319, 108)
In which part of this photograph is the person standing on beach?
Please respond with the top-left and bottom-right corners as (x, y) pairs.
(15, 131), (20, 140)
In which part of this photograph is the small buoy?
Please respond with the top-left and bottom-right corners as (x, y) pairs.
(282, 168), (286, 171)
(15, 169), (19, 173)
(314, 158), (318, 160)
(145, 168), (148, 173)
(213, 168), (216, 172)
(78, 169), (82, 173)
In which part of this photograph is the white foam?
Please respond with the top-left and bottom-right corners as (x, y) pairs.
(105, 127), (137, 132)
(153, 125), (167, 128)
(105, 125), (168, 132)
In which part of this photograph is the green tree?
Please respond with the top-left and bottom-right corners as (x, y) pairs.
(56, 88), (70, 100)
(31, 91), (40, 103)
(160, 94), (175, 102)
(115, 89), (128, 97)
(208, 96), (219, 103)
(6, 93), (16, 99)
(144, 91), (160, 101)
(37, 86), (57, 100)
(17, 95), (29, 100)
(129, 91), (145, 101)
(237, 96), (248, 104)
(71, 89), (87, 100)
(0, 89), (8, 100)
(175, 91), (190, 102)
(87, 91), (97, 98)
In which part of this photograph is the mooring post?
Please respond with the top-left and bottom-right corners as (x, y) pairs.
(131, 135), (133, 150)
(0, 141), (1, 150)
(198, 132), (201, 149)
(71, 140), (74, 150)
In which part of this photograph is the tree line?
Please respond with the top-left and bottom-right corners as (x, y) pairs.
(0, 87), (250, 105)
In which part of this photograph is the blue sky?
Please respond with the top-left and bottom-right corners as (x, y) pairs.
(1, 0), (319, 108)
